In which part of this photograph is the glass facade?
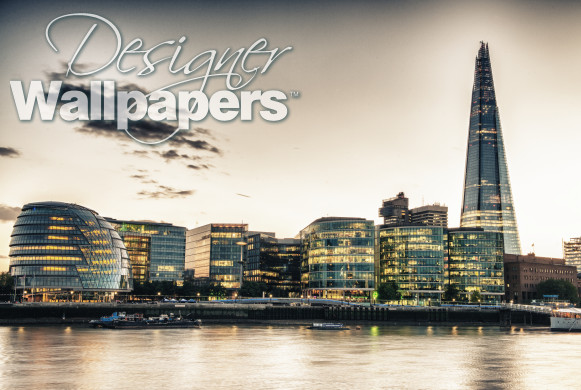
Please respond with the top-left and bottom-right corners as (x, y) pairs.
(300, 217), (374, 300)
(245, 233), (301, 293)
(106, 219), (186, 283)
(9, 202), (132, 301)
(447, 229), (504, 303)
(563, 237), (581, 273)
(376, 226), (445, 305)
(186, 224), (248, 289)
(460, 42), (522, 255)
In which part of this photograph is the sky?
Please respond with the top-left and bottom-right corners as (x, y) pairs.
(1, 0), (580, 271)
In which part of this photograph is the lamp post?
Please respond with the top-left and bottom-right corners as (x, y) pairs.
(236, 241), (247, 298)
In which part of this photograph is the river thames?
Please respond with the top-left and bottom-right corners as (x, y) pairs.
(0, 324), (578, 389)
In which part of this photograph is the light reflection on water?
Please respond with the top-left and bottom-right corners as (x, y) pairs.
(0, 325), (578, 389)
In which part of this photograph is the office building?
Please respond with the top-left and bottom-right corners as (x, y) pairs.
(460, 42), (522, 255)
(106, 218), (186, 283)
(410, 204), (448, 228)
(300, 217), (374, 300)
(186, 224), (248, 289)
(376, 225), (445, 305)
(245, 233), (301, 294)
(447, 228), (505, 303)
(378, 192), (410, 226)
(563, 237), (581, 272)
(9, 201), (132, 301)
(504, 253), (577, 303)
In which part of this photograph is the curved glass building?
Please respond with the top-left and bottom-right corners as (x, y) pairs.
(9, 202), (133, 301)
(300, 217), (374, 301)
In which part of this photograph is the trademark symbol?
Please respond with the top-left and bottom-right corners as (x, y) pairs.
(290, 91), (300, 98)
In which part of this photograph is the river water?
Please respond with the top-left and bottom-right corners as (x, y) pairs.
(0, 324), (578, 389)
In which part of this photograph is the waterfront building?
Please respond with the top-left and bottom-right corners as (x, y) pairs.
(376, 225), (445, 305)
(9, 202), (132, 301)
(504, 253), (577, 303)
(106, 218), (186, 283)
(563, 237), (581, 272)
(185, 224), (248, 290)
(447, 228), (505, 304)
(410, 204), (448, 228)
(300, 217), (374, 300)
(460, 42), (522, 255)
(245, 233), (301, 294)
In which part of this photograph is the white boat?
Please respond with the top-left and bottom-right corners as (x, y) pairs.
(550, 308), (581, 332)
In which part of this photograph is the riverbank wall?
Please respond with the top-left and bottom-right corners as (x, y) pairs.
(0, 302), (550, 326)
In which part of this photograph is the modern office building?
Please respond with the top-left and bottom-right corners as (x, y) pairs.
(185, 224), (248, 290)
(504, 253), (577, 303)
(379, 192), (410, 226)
(460, 42), (522, 255)
(300, 217), (374, 300)
(410, 204), (448, 228)
(376, 225), (445, 305)
(9, 202), (132, 301)
(563, 237), (581, 272)
(379, 192), (448, 228)
(245, 233), (301, 294)
(447, 228), (505, 303)
(106, 218), (186, 283)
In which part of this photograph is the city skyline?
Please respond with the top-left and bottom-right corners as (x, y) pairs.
(1, 0), (581, 271)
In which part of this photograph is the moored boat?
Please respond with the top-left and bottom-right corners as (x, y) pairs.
(307, 322), (350, 330)
(550, 308), (581, 332)
(92, 313), (202, 329)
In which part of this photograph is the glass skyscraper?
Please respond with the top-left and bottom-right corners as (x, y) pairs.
(9, 202), (133, 301)
(460, 42), (522, 255)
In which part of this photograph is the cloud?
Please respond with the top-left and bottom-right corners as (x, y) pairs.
(137, 185), (195, 199)
(45, 64), (223, 171)
(0, 205), (21, 222)
(187, 164), (212, 170)
(0, 147), (20, 158)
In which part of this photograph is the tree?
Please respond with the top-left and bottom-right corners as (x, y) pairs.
(377, 281), (401, 302)
(0, 272), (14, 301)
(443, 284), (460, 302)
(240, 281), (268, 297)
(536, 279), (579, 304)
(469, 290), (482, 303)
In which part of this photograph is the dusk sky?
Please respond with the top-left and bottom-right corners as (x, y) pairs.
(1, 0), (580, 271)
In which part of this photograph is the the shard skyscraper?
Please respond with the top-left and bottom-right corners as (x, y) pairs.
(460, 42), (522, 255)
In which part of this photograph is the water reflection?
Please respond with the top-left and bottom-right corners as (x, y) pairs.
(0, 325), (578, 389)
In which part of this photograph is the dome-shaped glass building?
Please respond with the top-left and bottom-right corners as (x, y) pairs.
(9, 202), (133, 301)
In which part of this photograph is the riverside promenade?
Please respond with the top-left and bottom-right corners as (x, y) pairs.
(0, 300), (551, 327)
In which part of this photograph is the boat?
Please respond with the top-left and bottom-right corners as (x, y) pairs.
(550, 308), (581, 332)
(91, 313), (202, 329)
(89, 311), (126, 327)
(307, 322), (350, 330)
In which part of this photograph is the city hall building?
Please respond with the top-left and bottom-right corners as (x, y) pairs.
(9, 202), (133, 302)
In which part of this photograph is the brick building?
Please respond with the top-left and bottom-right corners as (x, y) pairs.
(504, 253), (577, 303)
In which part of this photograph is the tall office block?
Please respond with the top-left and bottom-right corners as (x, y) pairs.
(563, 237), (581, 272)
(460, 42), (521, 255)
(186, 224), (248, 289)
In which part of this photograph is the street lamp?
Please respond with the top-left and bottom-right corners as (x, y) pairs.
(236, 241), (247, 297)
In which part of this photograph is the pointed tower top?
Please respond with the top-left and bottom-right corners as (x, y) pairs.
(477, 41), (489, 59)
